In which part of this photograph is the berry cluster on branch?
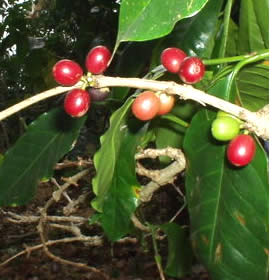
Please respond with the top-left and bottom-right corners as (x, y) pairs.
(0, 46), (269, 141)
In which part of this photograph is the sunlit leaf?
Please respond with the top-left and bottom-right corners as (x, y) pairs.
(115, 0), (209, 51)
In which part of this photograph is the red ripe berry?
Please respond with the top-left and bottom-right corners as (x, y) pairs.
(178, 56), (205, 84)
(85, 45), (111, 74)
(64, 89), (91, 117)
(227, 134), (256, 167)
(132, 91), (160, 121)
(161, 47), (187, 73)
(52, 59), (83, 86)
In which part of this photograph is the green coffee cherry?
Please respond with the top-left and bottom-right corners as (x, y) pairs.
(216, 111), (242, 123)
(211, 117), (240, 141)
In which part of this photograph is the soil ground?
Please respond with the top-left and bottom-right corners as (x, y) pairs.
(0, 166), (209, 280)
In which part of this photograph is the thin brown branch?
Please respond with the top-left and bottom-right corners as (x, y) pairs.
(0, 82), (81, 121)
(0, 235), (103, 268)
(37, 216), (109, 279)
(131, 214), (150, 232)
(36, 175), (110, 280)
(91, 75), (269, 139)
(52, 168), (91, 202)
(3, 211), (88, 224)
(136, 147), (186, 202)
(0, 75), (268, 139)
(54, 158), (93, 170)
(63, 191), (90, 216)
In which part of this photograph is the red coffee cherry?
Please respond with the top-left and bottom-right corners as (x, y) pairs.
(227, 134), (256, 167)
(64, 88), (91, 117)
(178, 56), (205, 84)
(161, 47), (187, 73)
(85, 45), (111, 74)
(132, 91), (160, 121)
(52, 59), (83, 86)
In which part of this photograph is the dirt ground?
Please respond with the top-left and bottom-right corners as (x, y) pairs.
(0, 172), (209, 280)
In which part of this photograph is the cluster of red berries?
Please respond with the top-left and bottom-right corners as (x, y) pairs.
(131, 47), (206, 122)
(211, 111), (256, 167)
(161, 47), (205, 84)
(52, 46), (111, 117)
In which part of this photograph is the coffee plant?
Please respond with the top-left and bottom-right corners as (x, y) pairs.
(0, 0), (269, 279)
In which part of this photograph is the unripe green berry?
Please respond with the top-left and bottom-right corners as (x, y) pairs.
(216, 111), (242, 123)
(211, 117), (240, 141)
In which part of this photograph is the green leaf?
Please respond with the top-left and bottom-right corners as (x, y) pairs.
(161, 223), (192, 278)
(183, 110), (268, 280)
(112, 41), (157, 100)
(91, 96), (149, 241)
(0, 108), (86, 206)
(182, 74), (268, 279)
(212, 0), (234, 60)
(154, 116), (187, 165)
(91, 98), (133, 208)
(208, 71), (237, 104)
(149, 0), (224, 71)
(225, 19), (239, 57)
(115, 0), (209, 51)
(251, 0), (269, 47)
(238, 0), (268, 53)
(101, 121), (148, 241)
(236, 64), (269, 111)
(177, 0), (224, 58)
(0, 154), (4, 167)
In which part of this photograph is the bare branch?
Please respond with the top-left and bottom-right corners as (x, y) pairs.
(135, 147), (186, 202)
(0, 75), (268, 139)
(0, 235), (103, 268)
(0, 82), (81, 121)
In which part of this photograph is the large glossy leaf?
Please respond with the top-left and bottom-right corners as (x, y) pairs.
(92, 98), (133, 211)
(101, 120), (148, 241)
(176, 0), (224, 58)
(161, 223), (192, 278)
(0, 108), (86, 206)
(115, 0), (209, 51)
(238, 0), (268, 53)
(183, 70), (268, 279)
(251, 0), (269, 47)
(236, 64), (269, 111)
(149, 0), (224, 71)
(183, 110), (268, 279)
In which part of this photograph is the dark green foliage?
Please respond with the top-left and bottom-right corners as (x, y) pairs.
(236, 64), (269, 111)
(0, 108), (86, 206)
(183, 109), (268, 280)
(0, 0), (269, 278)
(161, 223), (193, 277)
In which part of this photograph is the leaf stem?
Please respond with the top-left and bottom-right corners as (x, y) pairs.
(203, 49), (269, 65)
(159, 114), (189, 128)
(217, 0), (233, 59)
